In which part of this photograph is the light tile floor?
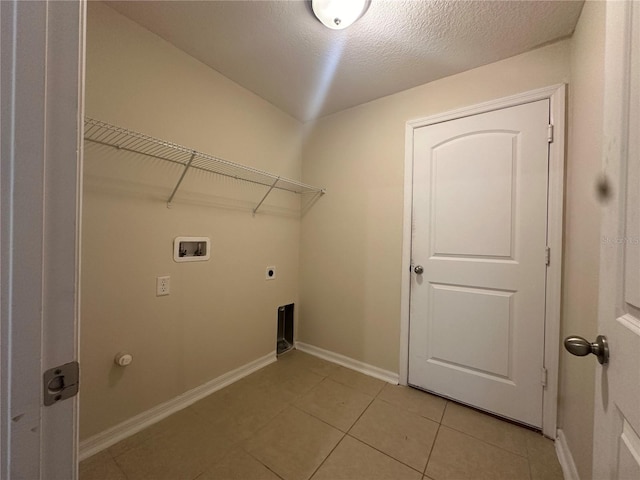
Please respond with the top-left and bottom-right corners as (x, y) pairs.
(80, 350), (564, 480)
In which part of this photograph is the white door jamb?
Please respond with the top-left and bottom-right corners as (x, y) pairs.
(1, 1), (85, 478)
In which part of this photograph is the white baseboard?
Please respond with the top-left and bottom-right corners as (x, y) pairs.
(295, 342), (399, 385)
(79, 351), (276, 461)
(556, 429), (580, 480)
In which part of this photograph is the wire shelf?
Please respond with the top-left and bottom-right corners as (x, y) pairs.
(84, 117), (325, 213)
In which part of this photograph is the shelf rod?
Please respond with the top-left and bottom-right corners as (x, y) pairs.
(167, 152), (196, 207)
(253, 177), (280, 215)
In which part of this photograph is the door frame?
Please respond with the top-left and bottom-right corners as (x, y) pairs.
(1, 0), (85, 477)
(399, 84), (566, 438)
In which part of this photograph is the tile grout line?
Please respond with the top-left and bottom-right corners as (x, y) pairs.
(437, 422), (530, 459)
(374, 396), (444, 425)
(422, 400), (448, 477)
(344, 432), (427, 476)
(89, 448), (130, 480)
(107, 404), (222, 462)
(246, 450), (287, 480)
(86, 354), (433, 480)
(239, 429), (288, 480)
(206, 369), (308, 480)
(340, 383), (449, 476)
(528, 459), (534, 480)
(283, 358), (348, 479)
(526, 439), (534, 480)
(343, 386), (442, 477)
(439, 400), (535, 460)
(285, 376), (426, 475)
(289, 403), (356, 435)
(237, 360), (347, 480)
(328, 377), (386, 398)
(313, 374), (383, 401)
(282, 357), (378, 479)
(291, 363), (379, 433)
(323, 362), (388, 398)
(345, 391), (377, 434)
(109, 452), (131, 480)
(306, 431), (348, 480)
(423, 423), (442, 478)
(191, 465), (214, 480)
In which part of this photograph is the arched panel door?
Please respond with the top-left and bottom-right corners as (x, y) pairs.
(409, 99), (550, 427)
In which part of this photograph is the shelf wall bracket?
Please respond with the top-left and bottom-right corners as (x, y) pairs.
(167, 151), (196, 208)
(253, 177), (280, 215)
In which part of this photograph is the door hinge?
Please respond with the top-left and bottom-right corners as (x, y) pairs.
(43, 361), (79, 406)
(541, 367), (548, 388)
(545, 246), (551, 266)
(547, 124), (554, 143)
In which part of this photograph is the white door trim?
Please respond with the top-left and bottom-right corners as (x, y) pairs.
(1, 1), (85, 478)
(399, 84), (566, 438)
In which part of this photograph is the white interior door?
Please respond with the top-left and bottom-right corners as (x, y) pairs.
(408, 100), (550, 428)
(591, 2), (640, 478)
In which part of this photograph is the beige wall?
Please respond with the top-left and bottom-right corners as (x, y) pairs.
(84, 6), (605, 474)
(559, 2), (606, 479)
(81, 2), (304, 439)
(299, 41), (571, 372)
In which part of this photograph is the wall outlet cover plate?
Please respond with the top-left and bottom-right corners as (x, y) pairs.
(156, 275), (170, 296)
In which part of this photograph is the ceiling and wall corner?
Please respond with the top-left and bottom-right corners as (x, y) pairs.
(106, 0), (584, 122)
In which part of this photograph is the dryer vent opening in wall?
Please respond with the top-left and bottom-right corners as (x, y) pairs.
(174, 237), (210, 262)
(277, 303), (294, 356)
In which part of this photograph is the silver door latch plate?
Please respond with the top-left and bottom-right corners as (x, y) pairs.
(43, 361), (79, 406)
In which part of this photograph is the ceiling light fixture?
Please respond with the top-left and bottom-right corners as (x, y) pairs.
(311, 0), (368, 30)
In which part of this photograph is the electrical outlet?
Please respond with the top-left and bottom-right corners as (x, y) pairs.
(156, 276), (170, 296)
(266, 266), (276, 281)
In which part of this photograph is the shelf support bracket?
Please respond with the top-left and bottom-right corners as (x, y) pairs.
(167, 152), (196, 208)
(253, 177), (280, 215)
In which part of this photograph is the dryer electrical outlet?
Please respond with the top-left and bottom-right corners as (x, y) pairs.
(266, 266), (276, 280)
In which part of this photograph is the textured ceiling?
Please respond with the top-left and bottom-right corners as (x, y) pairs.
(107, 0), (584, 122)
